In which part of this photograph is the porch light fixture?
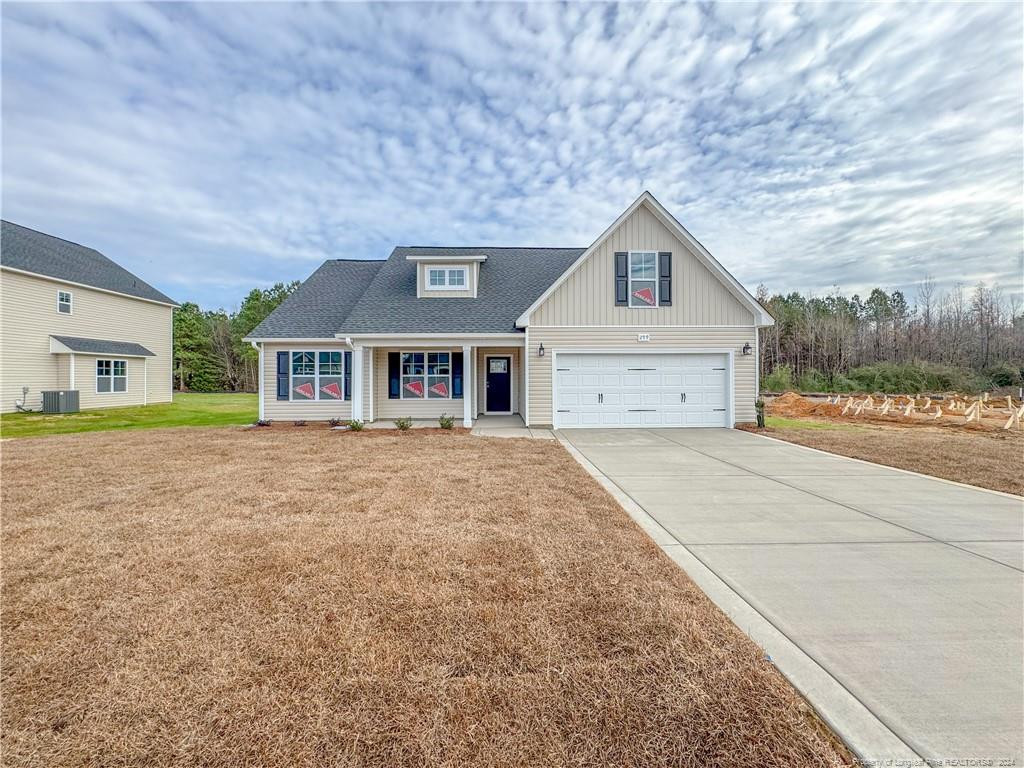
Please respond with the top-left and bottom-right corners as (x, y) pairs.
(742, 343), (752, 356)
(538, 343), (545, 357)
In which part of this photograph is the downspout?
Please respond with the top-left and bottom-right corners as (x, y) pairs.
(250, 341), (264, 421)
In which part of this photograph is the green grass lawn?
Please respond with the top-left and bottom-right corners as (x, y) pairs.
(765, 415), (862, 430)
(0, 393), (257, 439)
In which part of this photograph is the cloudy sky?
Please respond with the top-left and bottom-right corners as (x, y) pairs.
(2, 2), (1021, 310)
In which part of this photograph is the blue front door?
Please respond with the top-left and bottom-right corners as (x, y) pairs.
(486, 356), (512, 412)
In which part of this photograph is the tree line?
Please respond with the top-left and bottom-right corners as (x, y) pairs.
(757, 280), (1024, 394)
(172, 282), (298, 392)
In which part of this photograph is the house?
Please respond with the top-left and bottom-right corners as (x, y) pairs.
(0, 221), (177, 413)
(244, 192), (773, 429)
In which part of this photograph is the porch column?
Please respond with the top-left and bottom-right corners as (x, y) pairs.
(69, 353), (75, 390)
(462, 344), (473, 428)
(351, 344), (364, 422)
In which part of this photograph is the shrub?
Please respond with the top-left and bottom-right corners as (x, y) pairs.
(394, 416), (413, 431)
(796, 368), (829, 392)
(293, 420), (306, 427)
(328, 417), (345, 428)
(984, 361), (1023, 388)
(762, 364), (793, 392)
(347, 419), (365, 431)
(438, 413), (454, 430)
(843, 361), (986, 394)
(255, 418), (272, 427)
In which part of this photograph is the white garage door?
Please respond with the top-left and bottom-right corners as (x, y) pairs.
(554, 352), (730, 428)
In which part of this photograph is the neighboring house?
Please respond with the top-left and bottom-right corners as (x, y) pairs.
(0, 221), (177, 413)
(245, 192), (773, 429)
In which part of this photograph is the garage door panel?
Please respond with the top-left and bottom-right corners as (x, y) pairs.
(554, 352), (731, 429)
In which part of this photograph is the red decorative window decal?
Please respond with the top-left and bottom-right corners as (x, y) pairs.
(320, 381), (342, 399)
(632, 287), (655, 306)
(428, 381), (448, 398)
(404, 380), (424, 397)
(294, 382), (315, 399)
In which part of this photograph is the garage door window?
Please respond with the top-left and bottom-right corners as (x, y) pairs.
(629, 252), (657, 307)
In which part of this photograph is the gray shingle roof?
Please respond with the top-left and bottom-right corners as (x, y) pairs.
(245, 259), (385, 338)
(51, 335), (155, 357)
(1, 220), (177, 305)
(338, 247), (585, 334)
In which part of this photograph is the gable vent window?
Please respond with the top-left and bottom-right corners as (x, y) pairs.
(615, 251), (672, 307)
(57, 290), (72, 314)
(425, 267), (468, 291)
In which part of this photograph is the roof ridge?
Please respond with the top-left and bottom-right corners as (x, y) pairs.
(2, 219), (103, 255)
(398, 245), (585, 251)
(328, 257), (388, 263)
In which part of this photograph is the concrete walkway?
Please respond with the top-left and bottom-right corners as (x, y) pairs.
(559, 427), (1024, 766)
(470, 415), (554, 439)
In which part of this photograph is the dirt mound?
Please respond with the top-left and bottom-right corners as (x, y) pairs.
(770, 392), (843, 418)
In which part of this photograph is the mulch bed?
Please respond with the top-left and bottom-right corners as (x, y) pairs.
(2, 429), (852, 767)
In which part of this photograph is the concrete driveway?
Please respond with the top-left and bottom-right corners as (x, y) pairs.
(560, 427), (1024, 765)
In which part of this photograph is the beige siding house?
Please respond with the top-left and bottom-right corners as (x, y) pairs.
(245, 192), (772, 429)
(1, 221), (176, 413)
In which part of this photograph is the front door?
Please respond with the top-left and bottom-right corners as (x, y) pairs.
(486, 356), (512, 413)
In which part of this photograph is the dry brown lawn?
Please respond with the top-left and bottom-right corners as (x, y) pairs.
(744, 420), (1024, 496)
(2, 428), (851, 767)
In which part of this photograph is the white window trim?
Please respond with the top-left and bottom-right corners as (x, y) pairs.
(627, 251), (659, 308)
(287, 349), (347, 402)
(400, 350), (453, 400)
(423, 265), (469, 291)
(95, 358), (127, 394)
(57, 290), (73, 314)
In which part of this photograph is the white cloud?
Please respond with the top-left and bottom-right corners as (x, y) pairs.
(1, 1), (1021, 309)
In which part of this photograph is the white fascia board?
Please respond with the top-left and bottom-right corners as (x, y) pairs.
(242, 336), (343, 343)
(514, 191), (774, 328)
(1, 265), (178, 308)
(405, 254), (487, 263)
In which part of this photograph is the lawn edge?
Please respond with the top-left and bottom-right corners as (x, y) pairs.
(748, 430), (1024, 501)
(557, 435), (924, 766)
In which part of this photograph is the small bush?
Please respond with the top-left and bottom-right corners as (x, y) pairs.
(438, 413), (454, 430)
(394, 416), (413, 431)
(293, 420), (306, 427)
(328, 417), (345, 428)
(984, 361), (1023, 388)
(255, 418), (272, 427)
(762, 364), (793, 392)
(796, 367), (829, 392)
(348, 419), (365, 431)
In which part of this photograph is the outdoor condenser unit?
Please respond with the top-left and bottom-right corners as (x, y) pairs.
(41, 390), (80, 414)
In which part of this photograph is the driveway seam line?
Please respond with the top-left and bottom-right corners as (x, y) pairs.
(559, 431), (925, 765)
(653, 431), (1024, 574)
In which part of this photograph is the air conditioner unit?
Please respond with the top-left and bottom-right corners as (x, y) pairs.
(41, 390), (80, 413)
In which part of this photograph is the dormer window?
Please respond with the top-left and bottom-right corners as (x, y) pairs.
(426, 267), (468, 291)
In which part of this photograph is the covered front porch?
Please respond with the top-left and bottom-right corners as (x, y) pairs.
(345, 335), (525, 428)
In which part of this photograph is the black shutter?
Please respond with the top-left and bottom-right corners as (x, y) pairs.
(276, 351), (289, 400)
(658, 251), (672, 306)
(614, 252), (628, 306)
(452, 352), (463, 399)
(388, 352), (400, 399)
(344, 351), (352, 401)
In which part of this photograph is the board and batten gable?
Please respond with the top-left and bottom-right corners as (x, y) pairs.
(0, 269), (173, 412)
(527, 202), (754, 327)
(522, 197), (762, 427)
